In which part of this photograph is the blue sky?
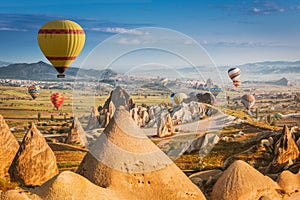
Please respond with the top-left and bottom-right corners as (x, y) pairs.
(1, 0), (300, 67)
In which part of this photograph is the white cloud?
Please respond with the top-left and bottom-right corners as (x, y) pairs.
(88, 27), (146, 35)
(118, 38), (142, 45)
(0, 27), (27, 31)
(202, 40), (281, 48)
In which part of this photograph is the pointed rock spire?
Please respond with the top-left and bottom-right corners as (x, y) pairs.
(67, 116), (88, 147)
(266, 125), (299, 173)
(85, 106), (101, 130)
(9, 123), (58, 186)
(77, 106), (205, 200)
(0, 114), (19, 178)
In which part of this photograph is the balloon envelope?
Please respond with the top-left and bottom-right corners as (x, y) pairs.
(228, 68), (241, 81)
(241, 94), (255, 110)
(51, 92), (64, 110)
(209, 85), (222, 97)
(173, 93), (188, 105)
(28, 85), (40, 99)
(37, 20), (85, 78)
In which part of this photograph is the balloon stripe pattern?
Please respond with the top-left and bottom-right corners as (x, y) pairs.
(51, 92), (64, 110)
(209, 85), (222, 97)
(228, 68), (241, 81)
(28, 85), (40, 100)
(37, 20), (85, 76)
(38, 29), (85, 34)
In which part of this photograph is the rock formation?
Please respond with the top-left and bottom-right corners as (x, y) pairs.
(9, 123), (58, 186)
(99, 86), (133, 128)
(212, 160), (281, 200)
(77, 106), (205, 200)
(172, 101), (206, 124)
(266, 125), (299, 174)
(277, 170), (300, 195)
(102, 86), (133, 113)
(66, 116), (88, 147)
(34, 171), (119, 200)
(157, 111), (173, 138)
(0, 115), (19, 179)
(0, 190), (34, 200)
(85, 107), (101, 130)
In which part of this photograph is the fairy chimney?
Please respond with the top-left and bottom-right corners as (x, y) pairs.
(77, 106), (205, 200)
(86, 107), (101, 130)
(9, 123), (58, 186)
(67, 116), (88, 147)
(266, 125), (299, 174)
(212, 160), (281, 200)
(0, 115), (19, 178)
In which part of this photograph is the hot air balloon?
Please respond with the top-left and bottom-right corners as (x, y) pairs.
(228, 67), (241, 81)
(209, 85), (222, 97)
(228, 68), (241, 88)
(173, 93), (188, 105)
(28, 85), (40, 100)
(241, 94), (255, 111)
(233, 80), (241, 89)
(51, 92), (64, 110)
(37, 20), (85, 78)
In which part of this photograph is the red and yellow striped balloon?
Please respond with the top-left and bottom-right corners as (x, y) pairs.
(37, 20), (85, 78)
(51, 92), (64, 110)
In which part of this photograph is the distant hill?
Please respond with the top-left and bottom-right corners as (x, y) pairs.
(0, 61), (120, 80)
(243, 77), (291, 86)
(236, 60), (300, 74)
(0, 60), (12, 67)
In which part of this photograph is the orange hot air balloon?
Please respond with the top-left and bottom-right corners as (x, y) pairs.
(37, 20), (85, 78)
(51, 92), (64, 110)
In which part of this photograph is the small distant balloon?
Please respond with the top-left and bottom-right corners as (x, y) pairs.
(173, 93), (188, 105)
(228, 67), (241, 88)
(28, 85), (40, 100)
(51, 92), (64, 110)
(209, 85), (222, 97)
(228, 67), (241, 81)
(241, 94), (255, 111)
(37, 20), (85, 78)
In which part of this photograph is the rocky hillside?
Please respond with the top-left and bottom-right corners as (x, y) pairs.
(0, 61), (120, 80)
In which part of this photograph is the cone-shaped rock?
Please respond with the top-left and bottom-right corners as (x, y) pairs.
(103, 86), (133, 112)
(266, 125), (299, 173)
(67, 116), (88, 147)
(9, 123), (58, 186)
(34, 171), (120, 200)
(0, 115), (19, 179)
(212, 160), (281, 200)
(86, 107), (101, 130)
(77, 106), (205, 200)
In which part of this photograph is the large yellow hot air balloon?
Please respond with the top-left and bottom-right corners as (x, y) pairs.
(37, 20), (85, 78)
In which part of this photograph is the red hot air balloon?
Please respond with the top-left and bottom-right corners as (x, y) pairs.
(51, 92), (64, 110)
